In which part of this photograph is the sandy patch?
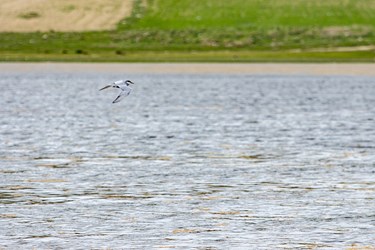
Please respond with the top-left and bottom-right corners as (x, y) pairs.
(289, 45), (375, 53)
(0, 0), (133, 32)
(1, 63), (375, 76)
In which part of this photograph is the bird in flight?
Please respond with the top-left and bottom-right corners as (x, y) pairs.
(99, 80), (134, 103)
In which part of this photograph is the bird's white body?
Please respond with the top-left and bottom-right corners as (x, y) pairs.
(99, 80), (134, 103)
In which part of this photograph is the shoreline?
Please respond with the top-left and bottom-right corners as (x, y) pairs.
(1, 62), (375, 76)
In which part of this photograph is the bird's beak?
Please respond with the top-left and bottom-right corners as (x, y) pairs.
(129, 81), (134, 84)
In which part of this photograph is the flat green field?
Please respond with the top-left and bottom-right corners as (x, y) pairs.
(1, 0), (375, 62)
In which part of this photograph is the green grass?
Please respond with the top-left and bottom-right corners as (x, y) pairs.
(123, 0), (375, 30)
(1, 0), (375, 62)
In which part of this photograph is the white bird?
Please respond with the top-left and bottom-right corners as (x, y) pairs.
(99, 80), (134, 103)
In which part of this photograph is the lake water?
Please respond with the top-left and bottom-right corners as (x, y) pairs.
(0, 68), (374, 249)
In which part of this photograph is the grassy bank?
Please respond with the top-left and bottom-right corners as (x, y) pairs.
(1, 0), (375, 62)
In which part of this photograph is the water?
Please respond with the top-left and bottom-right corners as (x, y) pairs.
(0, 69), (374, 249)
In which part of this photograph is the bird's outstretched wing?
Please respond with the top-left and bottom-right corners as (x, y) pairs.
(112, 91), (128, 103)
(112, 90), (130, 103)
(99, 85), (113, 91)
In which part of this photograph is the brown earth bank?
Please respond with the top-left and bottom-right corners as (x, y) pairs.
(0, 0), (133, 32)
(1, 63), (375, 76)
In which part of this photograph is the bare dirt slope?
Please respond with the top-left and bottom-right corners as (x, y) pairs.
(2, 63), (375, 77)
(0, 0), (133, 32)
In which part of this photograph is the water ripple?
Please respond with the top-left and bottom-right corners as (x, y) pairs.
(0, 73), (374, 249)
